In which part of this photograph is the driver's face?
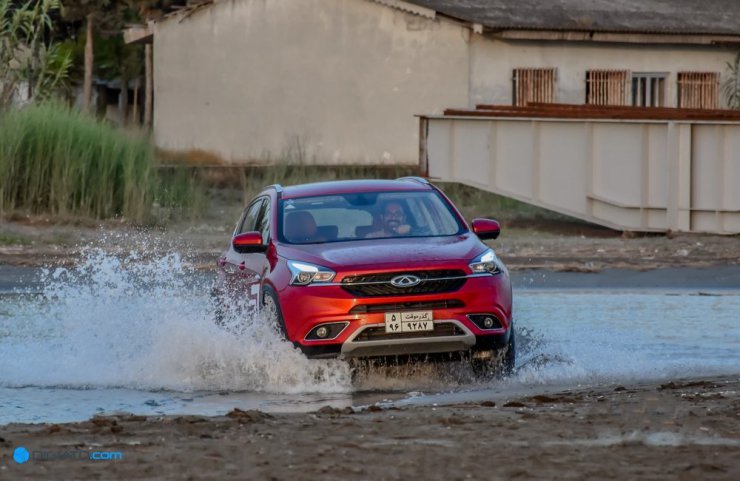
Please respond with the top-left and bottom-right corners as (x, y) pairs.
(382, 203), (406, 230)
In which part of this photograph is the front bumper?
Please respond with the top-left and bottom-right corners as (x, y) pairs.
(276, 273), (513, 359)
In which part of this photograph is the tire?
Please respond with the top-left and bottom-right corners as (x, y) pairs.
(470, 328), (516, 379)
(261, 285), (288, 337)
(500, 328), (516, 376)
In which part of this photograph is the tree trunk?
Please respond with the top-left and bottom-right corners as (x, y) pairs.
(1, 82), (17, 109)
(132, 81), (139, 124)
(120, 76), (129, 125)
(82, 13), (94, 113)
(144, 43), (153, 127)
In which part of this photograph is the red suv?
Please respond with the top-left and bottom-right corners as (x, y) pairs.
(214, 178), (514, 374)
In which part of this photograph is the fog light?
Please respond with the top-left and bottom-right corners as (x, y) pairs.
(468, 314), (503, 330)
(305, 322), (349, 341)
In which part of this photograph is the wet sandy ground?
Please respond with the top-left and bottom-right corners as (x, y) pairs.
(1, 375), (738, 480)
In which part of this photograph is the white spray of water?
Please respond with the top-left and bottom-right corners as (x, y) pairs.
(0, 247), (352, 393)
(2, 239), (738, 399)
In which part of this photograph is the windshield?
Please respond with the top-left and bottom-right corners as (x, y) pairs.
(279, 191), (464, 244)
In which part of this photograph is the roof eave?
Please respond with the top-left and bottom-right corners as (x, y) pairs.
(123, 23), (153, 45)
(488, 28), (740, 46)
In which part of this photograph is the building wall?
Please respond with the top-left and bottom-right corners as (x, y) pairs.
(469, 37), (736, 107)
(153, 0), (470, 165)
(425, 115), (740, 234)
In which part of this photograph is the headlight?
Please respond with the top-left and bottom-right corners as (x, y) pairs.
(287, 260), (336, 286)
(469, 248), (504, 275)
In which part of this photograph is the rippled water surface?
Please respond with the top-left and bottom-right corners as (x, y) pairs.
(1, 249), (738, 424)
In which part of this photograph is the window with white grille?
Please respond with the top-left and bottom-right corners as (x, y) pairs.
(585, 70), (629, 105)
(631, 73), (667, 107)
(677, 72), (719, 109)
(512, 68), (556, 106)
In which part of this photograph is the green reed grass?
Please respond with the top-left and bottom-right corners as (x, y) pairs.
(0, 103), (154, 221)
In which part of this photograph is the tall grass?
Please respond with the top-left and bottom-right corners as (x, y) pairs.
(153, 167), (207, 222)
(0, 102), (154, 221)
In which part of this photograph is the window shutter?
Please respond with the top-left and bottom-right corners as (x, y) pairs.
(513, 68), (556, 106)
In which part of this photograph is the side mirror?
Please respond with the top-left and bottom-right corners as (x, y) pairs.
(471, 218), (501, 240)
(232, 231), (267, 253)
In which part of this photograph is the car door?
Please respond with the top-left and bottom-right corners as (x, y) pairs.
(221, 198), (265, 311)
(240, 198), (272, 308)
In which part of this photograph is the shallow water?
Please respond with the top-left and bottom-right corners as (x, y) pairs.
(1, 248), (739, 424)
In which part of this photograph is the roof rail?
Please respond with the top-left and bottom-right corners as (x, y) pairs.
(396, 176), (430, 185)
(266, 183), (283, 197)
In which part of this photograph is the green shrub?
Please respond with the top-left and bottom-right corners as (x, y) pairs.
(153, 167), (207, 221)
(0, 102), (153, 221)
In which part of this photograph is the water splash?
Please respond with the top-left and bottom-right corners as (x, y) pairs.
(0, 245), (351, 393)
(1, 239), (738, 402)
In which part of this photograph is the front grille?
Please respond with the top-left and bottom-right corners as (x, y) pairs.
(353, 322), (465, 342)
(349, 299), (464, 314)
(341, 270), (467, 297)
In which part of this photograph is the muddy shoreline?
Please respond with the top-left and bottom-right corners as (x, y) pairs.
(1, 375), (738, 480)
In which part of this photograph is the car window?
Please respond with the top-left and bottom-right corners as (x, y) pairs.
(280, 191), (463, 244)
(255, 200), (271, 244)
(311, 208), (373, 239)
(238, 199), (264, 235)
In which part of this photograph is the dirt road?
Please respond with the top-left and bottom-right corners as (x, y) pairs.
(2, 376), (738, 480)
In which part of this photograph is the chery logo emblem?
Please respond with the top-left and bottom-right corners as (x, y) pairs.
(390, 275), (422, 288)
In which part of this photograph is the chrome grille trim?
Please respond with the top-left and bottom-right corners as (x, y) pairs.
(338, 275), (469, 286)
(340, 269), (470, 297)
(305, 273), (490, 287)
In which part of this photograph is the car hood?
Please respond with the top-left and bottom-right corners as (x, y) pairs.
(277, 234), (487, 271)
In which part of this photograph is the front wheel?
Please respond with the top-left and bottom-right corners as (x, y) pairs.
(500, 328), (516, 375)
(261, 286), (288, 337)
(470, 329), (516, 379)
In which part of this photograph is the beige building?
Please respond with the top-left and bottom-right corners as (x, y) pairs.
(133, 0), (740, 165)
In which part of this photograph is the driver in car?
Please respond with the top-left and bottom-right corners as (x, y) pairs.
(365, 201), (412, 238)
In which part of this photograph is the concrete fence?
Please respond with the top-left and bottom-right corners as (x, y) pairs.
(420, 115), (740, 234)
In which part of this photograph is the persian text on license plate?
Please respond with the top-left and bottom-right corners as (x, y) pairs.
(384, 311), (434, 333)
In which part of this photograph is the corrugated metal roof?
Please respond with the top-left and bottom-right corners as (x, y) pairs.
(440, 103), (740, 121)
(403, 0), (740, 35)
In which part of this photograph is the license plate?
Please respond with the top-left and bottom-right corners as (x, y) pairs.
(384, 311), (434, 333)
